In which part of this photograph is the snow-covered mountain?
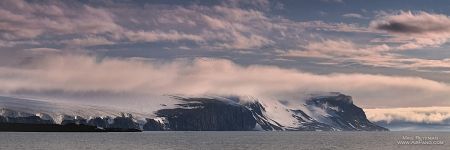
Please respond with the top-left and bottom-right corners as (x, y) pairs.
(0, 93), (388, 131)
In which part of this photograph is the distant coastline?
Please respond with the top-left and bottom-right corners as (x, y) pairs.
(0, 94), (388, 132)
(0, 123), (141, 132)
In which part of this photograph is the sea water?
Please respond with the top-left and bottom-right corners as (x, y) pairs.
(0, 131), (448, 150)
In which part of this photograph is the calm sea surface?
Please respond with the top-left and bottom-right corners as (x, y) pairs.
(0, 131), (448, 150)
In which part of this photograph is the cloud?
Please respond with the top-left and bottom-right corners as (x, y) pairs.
(370, 11), (450, 49)
(23, 48), (62, 54)
(370, 11), (450, 34)
(365, 107), (450, 131)
(342, 13), (367, 19)
(282, 39), (389, 58)
(0, 1), (210, 47)
(128, 4), (283, 49)
(281, 39), (450, 72)
(0, 0), (121, 40)
(365, 107), (450, 124)
(123, 30), (205, 43)
(64, 37), (115, 47)
(0, 0), (369, 51)
(2, 1), (450, 81)
(321, 0), (344, 3)
(222, 0), (271, 10)
(1, 54), (450, 108)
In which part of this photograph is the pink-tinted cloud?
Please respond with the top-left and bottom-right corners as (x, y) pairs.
(281, 39), (450, 71)
(0, 0), (369, 51)
(342, 13), (367, 19)
(2, 0), (450, 76)
(1, 54), (450, 108)
(0, 0), (121, 40)
(365, 107), (450, 124)
(370, 11), (450, 50)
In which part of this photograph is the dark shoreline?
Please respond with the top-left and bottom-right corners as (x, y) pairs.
(0, 123), (141, 132)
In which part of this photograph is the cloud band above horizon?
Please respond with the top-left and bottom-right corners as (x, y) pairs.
(0, 54), (449, 108)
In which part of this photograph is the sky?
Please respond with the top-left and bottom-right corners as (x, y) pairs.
(1, 0), (450, 129)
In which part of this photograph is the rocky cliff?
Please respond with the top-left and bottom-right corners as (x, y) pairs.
(0, 94), (388, 131)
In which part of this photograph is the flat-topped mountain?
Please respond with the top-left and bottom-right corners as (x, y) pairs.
(0, 93), (388, 131)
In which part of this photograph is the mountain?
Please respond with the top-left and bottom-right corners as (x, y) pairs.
(0, 96), (146, 132)
(0, 93), (388, 131)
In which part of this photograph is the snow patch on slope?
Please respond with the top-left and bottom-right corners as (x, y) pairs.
(257, 98), (299, 129)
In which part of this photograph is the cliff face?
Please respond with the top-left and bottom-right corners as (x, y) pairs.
(144, 94), (388, 131)
(61, 115), (141, 130)
(0, 94), (388, 131)
(147, 97), (256, 131)
(302, 94), (388, 131)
